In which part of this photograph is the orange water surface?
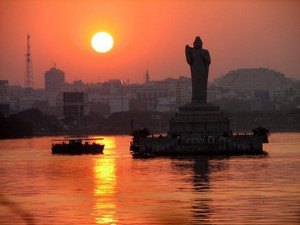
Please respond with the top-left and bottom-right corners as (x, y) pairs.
(0, 133), (299, 225)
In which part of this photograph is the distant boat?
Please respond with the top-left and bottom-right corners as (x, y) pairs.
(52, 137), (104, 155)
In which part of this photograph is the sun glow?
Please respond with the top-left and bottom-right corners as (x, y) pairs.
(91, 32), (114, 53)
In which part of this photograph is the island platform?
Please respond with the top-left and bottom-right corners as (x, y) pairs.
(130, 36), (269, 158)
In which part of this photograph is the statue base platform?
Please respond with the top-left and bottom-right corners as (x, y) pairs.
(170, 102), (230, 137)
(179, 102), (220, 111)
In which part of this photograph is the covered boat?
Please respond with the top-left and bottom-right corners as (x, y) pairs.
(52, 137), (104, 154)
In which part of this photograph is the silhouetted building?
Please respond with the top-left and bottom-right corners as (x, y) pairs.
(293, 83), (300, 97)
(207, 85), (222, 102)
(0, 80), (10, 114)
(132, 78), (177, 111)
(88, 92), (129, 114)
(63, 80), (86, 92)
(157, 97), (176, 112)
(251, 91), (270, 111)
(63, 92), (88, 125)
(0, 103), (10, 116)
(19, 89), (48, 112)
(217, 68), (290, 92)
(45, 66), (65, 93)
(176, 76), (192, 106)
(110, 96), (130, 113)
(0, 80), (8, 96)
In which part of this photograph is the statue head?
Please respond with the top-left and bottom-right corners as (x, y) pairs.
(193, 36), (203, 49)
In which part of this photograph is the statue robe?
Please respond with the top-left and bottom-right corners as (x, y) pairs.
(185, 46), (211, 103)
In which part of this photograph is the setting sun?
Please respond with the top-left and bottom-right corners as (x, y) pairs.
(91, 32), (114, 53)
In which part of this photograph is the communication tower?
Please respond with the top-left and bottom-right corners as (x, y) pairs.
(25, 34), (34, 88)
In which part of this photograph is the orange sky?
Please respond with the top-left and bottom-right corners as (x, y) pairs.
(0, 0), (299, 88)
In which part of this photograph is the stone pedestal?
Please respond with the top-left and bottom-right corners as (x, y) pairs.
(170, 102), (230, 137)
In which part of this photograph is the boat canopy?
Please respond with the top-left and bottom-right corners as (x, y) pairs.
(51, 137), (104, 142)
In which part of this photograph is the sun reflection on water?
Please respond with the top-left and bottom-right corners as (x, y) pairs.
(93, 137), (118, 225)
(95, 136), (116, 150)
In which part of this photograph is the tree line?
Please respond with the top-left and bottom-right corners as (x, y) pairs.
(0, 108), (299, 139)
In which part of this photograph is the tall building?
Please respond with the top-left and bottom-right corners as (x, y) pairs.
(45, 66), (65, 93)
(63, 92), (88, 125)
(176, 76), (192, 106)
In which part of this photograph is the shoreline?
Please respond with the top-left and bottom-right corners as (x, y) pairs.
(1, 129), (300, 140)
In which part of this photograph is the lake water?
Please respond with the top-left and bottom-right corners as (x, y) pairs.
(0, 133), (299, 225)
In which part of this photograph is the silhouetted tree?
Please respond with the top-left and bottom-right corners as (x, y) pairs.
(252, 126), (270, 136)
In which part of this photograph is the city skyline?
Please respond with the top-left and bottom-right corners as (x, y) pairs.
(0, 0), (299, 88)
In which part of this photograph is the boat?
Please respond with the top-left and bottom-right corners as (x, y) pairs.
(52, 137), (104, 154)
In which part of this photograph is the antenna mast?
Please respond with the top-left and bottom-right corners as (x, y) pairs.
(25, 34), (33, 88)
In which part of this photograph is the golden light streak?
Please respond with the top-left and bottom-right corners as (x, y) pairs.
(92, 149), (118, 224)
(96, 137), (116, 149)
